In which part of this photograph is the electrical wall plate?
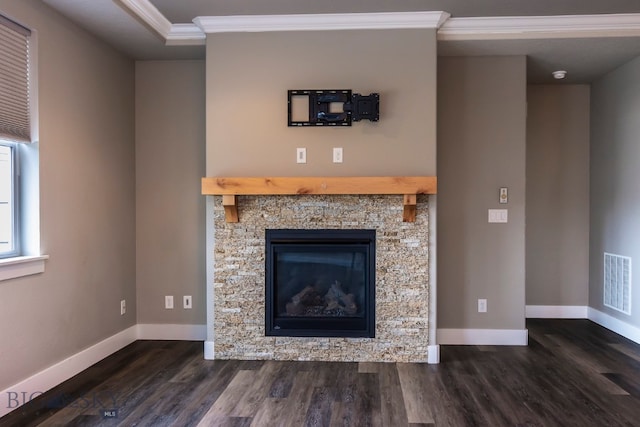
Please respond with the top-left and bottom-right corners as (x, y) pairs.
(165, 295), (174, 309)
(333, 147), (343, 163)
(183, 295), (192, 309)
(499, 187), (508, 204)
(488, 209), (508, 223)
(296, 147), (306, 163)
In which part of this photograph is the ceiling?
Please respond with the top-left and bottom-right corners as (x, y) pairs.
(41, 0), (640, 84)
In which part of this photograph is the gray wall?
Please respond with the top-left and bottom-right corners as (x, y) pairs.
(526, 85), (590, 306)
(205, 29), (437, 177)
(135, 60), (206, 324)
(0, 0), (135, 390)
(590, 56), (640, 327)
(437, 56), (527, 330)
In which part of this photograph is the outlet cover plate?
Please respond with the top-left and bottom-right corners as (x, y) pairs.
(333, 147), (343, 163)
(165, 295), (174, 309)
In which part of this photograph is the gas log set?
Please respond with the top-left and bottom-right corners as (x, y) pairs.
(285, 280), (358, 317)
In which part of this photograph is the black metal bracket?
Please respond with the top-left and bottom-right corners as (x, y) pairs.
(288, 89), (380, 127)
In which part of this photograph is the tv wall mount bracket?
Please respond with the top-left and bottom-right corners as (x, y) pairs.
(287, 89), (379, 127)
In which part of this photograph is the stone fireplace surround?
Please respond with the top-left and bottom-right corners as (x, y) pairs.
(207, 193), (434, 363)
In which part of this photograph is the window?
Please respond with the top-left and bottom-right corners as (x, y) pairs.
(0, 13), (45, 278)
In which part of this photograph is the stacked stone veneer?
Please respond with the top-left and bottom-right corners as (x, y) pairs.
(211, 194), (430, 362)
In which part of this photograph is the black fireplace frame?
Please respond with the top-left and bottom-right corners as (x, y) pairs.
(265, 229), (376, 338)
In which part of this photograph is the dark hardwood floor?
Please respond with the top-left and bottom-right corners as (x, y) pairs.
(2, 319), (640, 426)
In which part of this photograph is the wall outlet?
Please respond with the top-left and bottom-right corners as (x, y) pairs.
(165, 295), (174, 309)
(296, 147), (306, 163)
(120, 300), (126, 316)
(183, 295), (192, 309)
(333, 147), (343, 163)
(478, 299), (487, 313)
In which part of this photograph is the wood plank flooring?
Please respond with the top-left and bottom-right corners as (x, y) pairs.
(2, 319), (640, 426)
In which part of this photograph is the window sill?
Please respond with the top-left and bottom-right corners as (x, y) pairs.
(0, 255), (49, 282)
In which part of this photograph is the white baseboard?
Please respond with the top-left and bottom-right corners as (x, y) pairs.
(427, 345), (440, 364)
(0, 323), (207, 418)
(136, 324), (206, 341)
(526, 305), (588, 319)
(0, 325), (138, 418)
(437, 328), (528, 345)
(588, 308), (640, 345)
(204, 341), (215, 360)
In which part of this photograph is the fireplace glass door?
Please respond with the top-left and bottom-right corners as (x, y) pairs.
(265, 229), (375, 337)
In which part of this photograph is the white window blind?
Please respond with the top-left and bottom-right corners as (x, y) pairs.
(0, 14), (31, 143)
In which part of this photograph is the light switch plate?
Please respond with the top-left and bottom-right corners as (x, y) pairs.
(333, 147), (343, 163)
(296, 147), (306, 163)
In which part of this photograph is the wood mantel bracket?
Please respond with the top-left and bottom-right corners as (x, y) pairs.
(201, 176), (437, 223)
(403, 194), (417, 223)
(222, 195), (239, 223)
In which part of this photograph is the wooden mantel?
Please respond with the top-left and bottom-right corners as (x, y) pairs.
(201, 176), (437, 223)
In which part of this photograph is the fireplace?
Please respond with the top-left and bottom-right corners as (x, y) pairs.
(208, 194), (431, 362)
(265, 229), (375, 338)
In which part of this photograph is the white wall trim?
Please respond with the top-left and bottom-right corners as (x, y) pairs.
(526, 305), (588, 319)
(437, 328), (528, 345)
(0, 323), (207, 417)
(136, 324), (206, 341)
(204, 341), (215, 360)
(194, 11), (450, 33)
(588, 307), (640, 345)
(428, 195), (438, 363)
(118, 2), (640, 44)
(427, 345), (440, 364)
(205, 196), (215, 351)
(166, 24), (206, 45)
(0, 255), (49, 282)
(118, 0), (205, 44)
(0, 325), (137, 418)
(117, 0), (172, 37)
(439, 13), (640, 41)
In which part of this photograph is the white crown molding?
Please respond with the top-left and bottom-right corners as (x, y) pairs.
(166, 23), (206, 45)
(194, 11), (450, 33)
(439, 13), (640, 41)
(119, 0), (206, 44)
(117, 2), (640, 44)
(118, 0), (172, 37)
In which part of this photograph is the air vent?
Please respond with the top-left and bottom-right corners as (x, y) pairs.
(604, 253), (632, 315)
